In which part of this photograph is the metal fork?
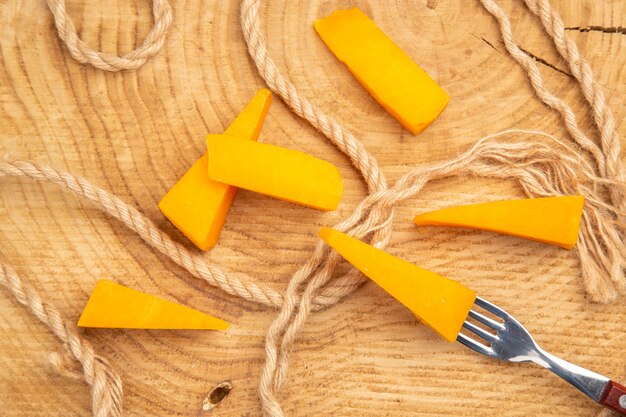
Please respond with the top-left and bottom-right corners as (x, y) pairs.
(457, 297), (626, 415)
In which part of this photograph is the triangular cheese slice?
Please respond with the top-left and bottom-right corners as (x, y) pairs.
(78, 280), (229, 330)
(319, 228), (475, 342)
(158, 89), (272, 250)
(414, 195), (584, 250)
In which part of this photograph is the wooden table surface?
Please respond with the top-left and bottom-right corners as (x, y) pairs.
(1, 0), (625, 416)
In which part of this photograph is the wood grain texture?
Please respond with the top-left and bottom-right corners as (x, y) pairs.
(1, 0), (625, 416)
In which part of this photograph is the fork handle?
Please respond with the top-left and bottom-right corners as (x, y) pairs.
(600, 380), (626, 415)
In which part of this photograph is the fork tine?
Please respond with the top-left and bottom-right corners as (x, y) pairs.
(462, 320), (498, 342)
(474, 297), (509, 319)
(468, 309), (505, 331)
(456, 333), (496, 357)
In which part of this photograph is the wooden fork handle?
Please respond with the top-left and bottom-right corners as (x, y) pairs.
(600, 380), (626, 415)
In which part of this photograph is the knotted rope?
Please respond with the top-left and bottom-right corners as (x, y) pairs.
(2, 0), (623, 416)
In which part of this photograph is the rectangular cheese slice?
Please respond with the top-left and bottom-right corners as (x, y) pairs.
(315, 8), (449, 134)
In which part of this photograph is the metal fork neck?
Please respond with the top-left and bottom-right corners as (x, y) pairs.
(532, 347), (609, 401)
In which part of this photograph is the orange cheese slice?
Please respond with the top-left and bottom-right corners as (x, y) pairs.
(158, 89), (272, 250)
(314, 8), (449, 134)
(319, 228), (475, 342)
(414, 195), (584, 249)
(205, 135), (344, 211)
(78, 280), (229, 330)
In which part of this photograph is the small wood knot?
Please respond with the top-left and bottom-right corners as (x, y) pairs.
(202, 381), (232, 412)
(426, 0), (437, 9)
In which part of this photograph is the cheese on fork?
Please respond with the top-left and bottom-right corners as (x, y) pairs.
(319, 228), (475, 342)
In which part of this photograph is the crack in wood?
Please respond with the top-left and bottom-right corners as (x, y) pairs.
(516, 46), (574, 78)
(470, 33), (573, 79)
(470, 33), (498, 51)
(565, 26), (626, 35)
